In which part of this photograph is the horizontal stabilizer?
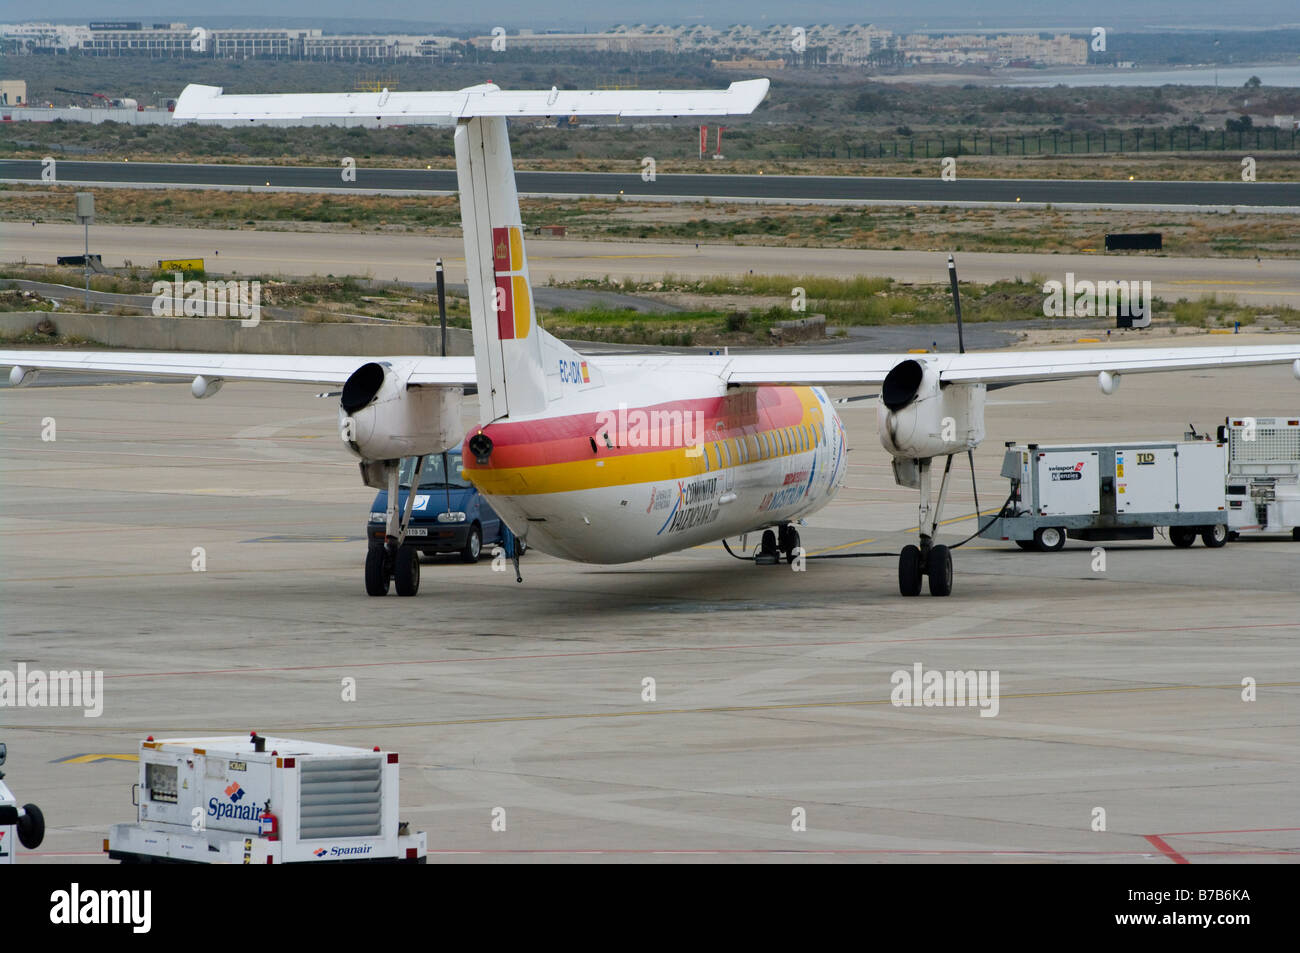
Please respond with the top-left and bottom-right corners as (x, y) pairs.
(174, 80), (769, 124)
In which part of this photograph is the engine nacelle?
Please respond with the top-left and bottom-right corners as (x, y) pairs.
(338, 360), (460, 461)
(877, 358), (986, 461)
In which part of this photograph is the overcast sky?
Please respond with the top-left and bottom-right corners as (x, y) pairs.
(28, 2), (1300, 31)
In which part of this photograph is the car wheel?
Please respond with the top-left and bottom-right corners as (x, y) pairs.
(1034, 526), (1066, 552)
(364, 543), (390, 596)
(394, 546), (420, 596)
(1170, 526), (1197, 548)
(461, 524), (482, 563)
(1201, 524), (1228, 548)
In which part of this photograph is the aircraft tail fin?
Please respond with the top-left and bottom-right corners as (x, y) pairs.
(456, 115), (603, 422)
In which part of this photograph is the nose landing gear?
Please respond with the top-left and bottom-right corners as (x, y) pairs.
(365, 455), (426, 597)
(899, 455), (956, 597)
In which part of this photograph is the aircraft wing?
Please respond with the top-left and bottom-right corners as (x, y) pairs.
(0, 351), (476, 387)
(715, 346), (1300, 387)
(174, 80), (769, 124)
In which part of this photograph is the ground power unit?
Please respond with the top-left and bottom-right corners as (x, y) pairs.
(981, 440), (1230, 551)
(1221, 415), (1300, 540)
(106, 733), (426, 864)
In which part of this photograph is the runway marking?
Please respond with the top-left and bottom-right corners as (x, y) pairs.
(1143, 834), (1190, 865)
(50, 753), (138, 765)
(906, 507), (1004, 530)
(15, 847), (1293, 858)
(417, 847), (1292, 857)
(95, 621), (1300, 681)
(242, 679), (1299, 734)
(807, 537), (876, 555)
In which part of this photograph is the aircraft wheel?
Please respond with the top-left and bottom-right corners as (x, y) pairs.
(899, 545), (922, 597)
(780, 527), (801, 563)
(927, 544), (953, 597)
(394, 546), (420, 596)
(365, 543), (390, 597)
(1201, 524), (1229, 548)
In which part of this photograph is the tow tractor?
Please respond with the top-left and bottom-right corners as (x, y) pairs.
(0, 742), (47, 863)
(106, 732), (426, 864)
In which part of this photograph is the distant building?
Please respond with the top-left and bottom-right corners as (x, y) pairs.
(0, 79), (26, 105)
(471, 32), (675, 53)
(713, 58), (786, 71)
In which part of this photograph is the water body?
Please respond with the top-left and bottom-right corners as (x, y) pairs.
(1001, 63), (1300, 88)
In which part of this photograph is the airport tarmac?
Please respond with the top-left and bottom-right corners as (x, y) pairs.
(8, 221), (1300, 307)
(1, 354), (1298, 864)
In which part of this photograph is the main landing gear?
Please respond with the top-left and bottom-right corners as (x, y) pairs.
(366, 455), (425, 597)
(899, 455), (955, 597)
(754, 524), (801, 565)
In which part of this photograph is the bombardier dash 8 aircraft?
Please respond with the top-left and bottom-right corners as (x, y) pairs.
(4, 80), (1299, 598)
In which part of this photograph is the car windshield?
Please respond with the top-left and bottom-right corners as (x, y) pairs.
(398, 451), (471, 489)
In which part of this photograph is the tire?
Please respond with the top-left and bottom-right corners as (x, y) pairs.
(781, 527), (801, 563)
(394, 546), (420, 596)
(1034, 526), (1066, 552)
(364, 543), (390, 596)
(927, 544), (953, 597)
(1169, 526), (1197, 548)
(898, 545), (922, 597)
(1014, 540), (1036, 551)
(17, 803), (45, 850)
(760, 529), (778, 556)
(460, 524), (483, 563)
(1292, 527), (1300, 542)
(1201, 524), (1229, 548)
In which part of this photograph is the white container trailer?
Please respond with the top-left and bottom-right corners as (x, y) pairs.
(1220, 415), (1300, 540)
(981, 439), (1230, 551)
(105, 733), (426, 864)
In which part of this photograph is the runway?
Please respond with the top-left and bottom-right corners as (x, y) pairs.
(4, 159), (1298, 211)
(8, 222), (1300, 307)
(2, 351), (1297, 863)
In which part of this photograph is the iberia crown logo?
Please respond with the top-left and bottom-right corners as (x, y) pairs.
(490, 226), (531, 341)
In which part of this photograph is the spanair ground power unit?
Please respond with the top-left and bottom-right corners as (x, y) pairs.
(1222, 415), (1300, 540)
(980, 439), (1230, 551)
(106, 733), (426, 864)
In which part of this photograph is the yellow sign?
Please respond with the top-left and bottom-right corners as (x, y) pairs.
(158, 258), (205, 272)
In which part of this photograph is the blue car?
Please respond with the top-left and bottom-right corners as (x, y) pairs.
(367, 449), (522, 564)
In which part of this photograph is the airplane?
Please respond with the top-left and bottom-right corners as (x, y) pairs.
(4, 79), (1299, 599)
